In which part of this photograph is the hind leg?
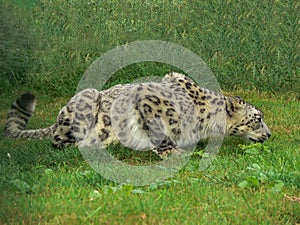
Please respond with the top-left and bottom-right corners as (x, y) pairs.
(51, 105), (75, 148)
(51, 88), (100, 148)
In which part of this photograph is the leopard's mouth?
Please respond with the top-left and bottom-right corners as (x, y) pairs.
(249, 137), (267, 143)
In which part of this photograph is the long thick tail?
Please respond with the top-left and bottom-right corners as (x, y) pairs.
(5, 93), (54, 139)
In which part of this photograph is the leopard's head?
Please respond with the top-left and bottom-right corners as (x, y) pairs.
(225, 96), (271, 143)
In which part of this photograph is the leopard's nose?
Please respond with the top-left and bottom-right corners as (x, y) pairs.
(267, 132), (271, 138)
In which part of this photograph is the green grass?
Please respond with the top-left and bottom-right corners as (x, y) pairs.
(0, 90), (299, 224)
(0, 0), (299, 224)
(0, 0), (299, 96)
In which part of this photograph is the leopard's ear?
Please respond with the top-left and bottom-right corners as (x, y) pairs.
(225, 96), (244, 116)
(234, 96), (246, 105)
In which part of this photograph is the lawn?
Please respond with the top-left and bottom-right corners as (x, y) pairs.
(0, 0), (299, 224)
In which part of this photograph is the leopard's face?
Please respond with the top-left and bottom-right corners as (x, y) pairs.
(226, 97), (271, 143)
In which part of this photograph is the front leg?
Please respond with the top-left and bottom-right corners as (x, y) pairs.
(152, 144), (185, 159)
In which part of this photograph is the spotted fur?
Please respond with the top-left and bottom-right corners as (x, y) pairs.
(5, 72), (271, 158)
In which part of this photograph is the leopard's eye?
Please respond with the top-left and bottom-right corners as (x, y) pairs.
(254, 114), (262, 123)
